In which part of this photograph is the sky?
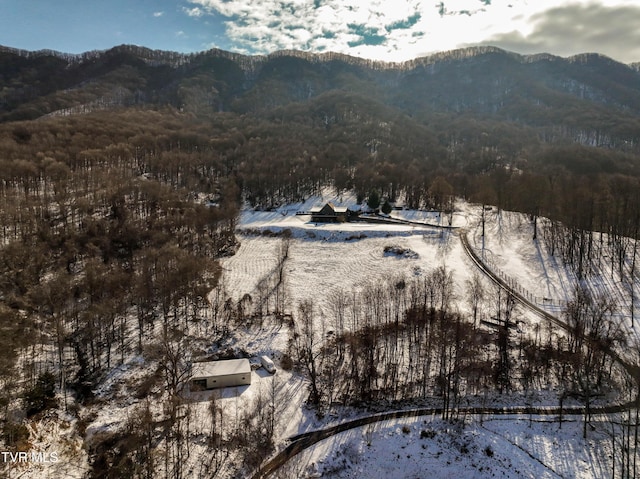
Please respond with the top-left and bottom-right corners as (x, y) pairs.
(1, 0), (640, 64)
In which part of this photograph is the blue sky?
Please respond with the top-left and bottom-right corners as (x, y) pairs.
(1, 0), (640, 63)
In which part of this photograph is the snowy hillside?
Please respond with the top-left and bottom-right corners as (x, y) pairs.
(7, 192), (638, 479)
(217, 192), (634, 478)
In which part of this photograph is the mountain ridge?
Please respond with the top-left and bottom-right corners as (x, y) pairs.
(1, 42), (639, 154)
(0, 43), (633, 70)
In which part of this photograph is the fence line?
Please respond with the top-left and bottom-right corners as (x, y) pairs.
(469, 239), (567, 310)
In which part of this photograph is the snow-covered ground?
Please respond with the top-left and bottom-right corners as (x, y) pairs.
(8, 191), (638, 479)
(465, 204), (639, 346)
(283, 415), (612, 479)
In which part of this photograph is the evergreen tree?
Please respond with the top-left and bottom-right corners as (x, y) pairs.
(367, 190), (380, 210)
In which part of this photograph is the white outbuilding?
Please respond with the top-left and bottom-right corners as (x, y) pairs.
(191, 359), (252, 390)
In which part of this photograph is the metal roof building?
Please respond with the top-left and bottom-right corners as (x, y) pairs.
(191, 359), (252, 390)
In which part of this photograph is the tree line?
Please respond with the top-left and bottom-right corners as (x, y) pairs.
(289, 268), (628, 423)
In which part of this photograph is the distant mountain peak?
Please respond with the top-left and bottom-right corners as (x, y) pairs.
(567, 52), (619, 64)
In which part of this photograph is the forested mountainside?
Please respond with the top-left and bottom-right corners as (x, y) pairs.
(2, 44), (640, 150)
(2, 44), (640, 238)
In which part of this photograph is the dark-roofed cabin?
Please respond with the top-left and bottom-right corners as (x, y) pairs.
(310, 202), (350, 222)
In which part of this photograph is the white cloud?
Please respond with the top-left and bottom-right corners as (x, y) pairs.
(153, 11), (165, 18)
(186, 0), (430, 59)
(184, 0), (638, 62)
(184, 6), (205, 18)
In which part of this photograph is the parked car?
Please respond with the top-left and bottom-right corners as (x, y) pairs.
(249, 357), (262, 370)
(260, 355), (276, 374)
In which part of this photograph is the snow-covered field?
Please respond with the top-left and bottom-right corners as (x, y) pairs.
(223, 230), (469, 317)
(226, 193), (471, 319)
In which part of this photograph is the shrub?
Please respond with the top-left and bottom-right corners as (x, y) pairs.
(280, 354), (294, 371)
(2, 421), (29, 448)
(383, 245), (419, 259)
(401, 425), (411, 434)
(420, 429), (436, 439)
(485, 445), (494, 457)
(346, 234), (367, 241)
(24, 371), (57, 416)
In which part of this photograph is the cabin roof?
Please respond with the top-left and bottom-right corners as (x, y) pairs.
(309, 202), (349, 214)
(191, 359), (251, 378)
